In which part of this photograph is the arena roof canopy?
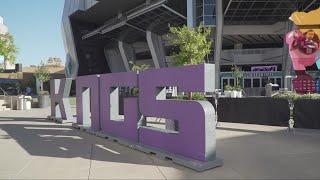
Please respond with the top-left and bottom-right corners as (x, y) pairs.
(70, 0), (186, 44)
(69, 0), (320, 46)
(223, 0), (320, 25)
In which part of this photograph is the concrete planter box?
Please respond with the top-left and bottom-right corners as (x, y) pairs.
(38, 95), (50, 108)
(217, 97), (290, 126)
(293, 99), (320, 129)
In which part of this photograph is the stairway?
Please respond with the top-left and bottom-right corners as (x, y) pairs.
(0, 99), (10, 111)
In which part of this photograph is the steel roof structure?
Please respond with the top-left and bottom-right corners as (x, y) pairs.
(72, 0), (186, 44)
(221, 0), (320, 48)
(223, 0), (320, 25)
(71, 0), (320, 48)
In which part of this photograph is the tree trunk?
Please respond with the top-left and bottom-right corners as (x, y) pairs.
(40, 82), (43, 92)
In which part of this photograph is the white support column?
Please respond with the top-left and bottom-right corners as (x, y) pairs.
(214, 0), (223, 90)
(62, 0), (85, 78)
(283, 21), (294, 90)
(146, 30), (166, 68)
(187, 0), (196, 28)
(118, 41), (131, 71)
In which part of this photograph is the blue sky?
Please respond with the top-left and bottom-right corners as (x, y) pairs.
(0, 0), (65, 66)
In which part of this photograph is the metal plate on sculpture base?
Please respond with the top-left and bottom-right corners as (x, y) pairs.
(47, 116), (62, 123)
(135, 144), (223, 172)
(71, 123), (223, 172)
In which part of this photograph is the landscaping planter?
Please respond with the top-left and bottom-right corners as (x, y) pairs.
(217, 97), (290, 126)
(38, 95), (50, 108)
(293, 99), (320, 129)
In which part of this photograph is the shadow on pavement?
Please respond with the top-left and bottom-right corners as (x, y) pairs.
(1, 115), (320, 179)
(0, 116), (169, 167)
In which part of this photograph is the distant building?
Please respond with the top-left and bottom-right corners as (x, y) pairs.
(46, 57), (63, 67)
(0, 16), (8, 34)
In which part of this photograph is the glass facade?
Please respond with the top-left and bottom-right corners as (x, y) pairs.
(196, 0), (216, 27)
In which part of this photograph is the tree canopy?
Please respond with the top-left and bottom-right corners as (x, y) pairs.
(169, 25), (213, 66)
(0, 33), (18, 64)
(35, 62), (51, 83)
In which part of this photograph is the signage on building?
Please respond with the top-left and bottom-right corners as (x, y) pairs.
(251, 65), (278, 72)
(220, 71), (283, 78)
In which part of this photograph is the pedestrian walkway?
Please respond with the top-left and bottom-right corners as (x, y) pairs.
(0, 108), (320, 179)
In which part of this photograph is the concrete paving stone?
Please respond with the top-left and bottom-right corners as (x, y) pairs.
(88, 140), (167, 179)
(14, 157), (91, 179)
(0, 108), (320, 179)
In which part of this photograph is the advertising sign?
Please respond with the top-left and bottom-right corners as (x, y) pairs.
(251, 66), (278, 72)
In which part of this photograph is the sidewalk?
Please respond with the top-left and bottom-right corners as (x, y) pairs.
(0, 108), (320, 179)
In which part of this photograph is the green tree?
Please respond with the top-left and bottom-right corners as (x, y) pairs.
(169, 24), (212, 99)
(129, 61), (150, 96)
(169, 24), (212, 66)
(35, 62), (51, 93)
(0, 33), (18, 64)
(231, 65), (243, 90)
(129, 61), (150, 73)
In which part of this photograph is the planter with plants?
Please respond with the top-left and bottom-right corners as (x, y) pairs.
(224, 85), (232, 97)
(169, 24), (212, 100)
(129, 61), (149, 97)
(273, 92), (320, 129)
(293, 93), (320, 129)
(35, 62), (51, 108)
(235, 85), (243, 98)
(231, 65), (244, 98)
(230, 87), (237, 98)
(218, 97), (290, 126)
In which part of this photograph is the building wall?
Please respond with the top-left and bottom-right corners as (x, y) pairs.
(61, 0), (86, 78)
(0, 16), (8, 35)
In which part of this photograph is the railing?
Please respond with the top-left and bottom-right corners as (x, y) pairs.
(222, 48), (283, 55)
(0, 87), (8, 99)
(0, 87), (13, 110)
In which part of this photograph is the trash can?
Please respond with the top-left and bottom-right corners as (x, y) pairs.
(25, 96), (32, 110)
(17, 95), (26, 110)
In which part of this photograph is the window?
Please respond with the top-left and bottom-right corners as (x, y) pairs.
(253, 79), (260, 87)
(244, 79), (252, 88)
(276, 78), (282, 87)
(229, 79), (235, 87)
(196, 0), (216, 26)
(262, 78), (269, 88)
(222, 79), (228, 89)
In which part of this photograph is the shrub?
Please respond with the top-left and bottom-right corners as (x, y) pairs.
(300, 93), (320, 100)
(273, 92), (301, 102)
(224, 85), (233, 91)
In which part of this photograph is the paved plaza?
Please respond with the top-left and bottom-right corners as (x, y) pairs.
(0, 108), (320, 179)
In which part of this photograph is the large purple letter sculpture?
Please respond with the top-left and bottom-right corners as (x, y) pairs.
(50, 78), (74, 121)
(76, 75), (100, 131)
(59, 64), (222, 171)
(139, 64), (222, 170)
(100, 72), (140, 142)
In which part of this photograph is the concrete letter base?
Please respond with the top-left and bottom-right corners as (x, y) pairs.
(71, 123), (223, 172)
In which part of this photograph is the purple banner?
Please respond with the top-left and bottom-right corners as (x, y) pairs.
(251, 65), (277, 72)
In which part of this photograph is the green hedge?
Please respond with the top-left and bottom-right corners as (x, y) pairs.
(273, 92), (320, 101)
